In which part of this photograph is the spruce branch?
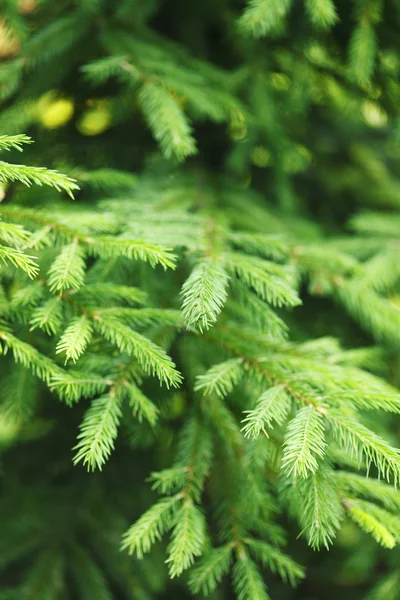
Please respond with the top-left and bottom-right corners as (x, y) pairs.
(29, 296), (63, 335)
(149, 467), (188, 495)
(47, 240), (86, 293)
(166, 500), (207, 578)
(335, 471), (400, 512)
(345, 499), (396, 549)
(348, 18), (377, 86)
(223, 252), (300, 308)
(0, 329), (61, 384)
(238, 0), (292, 38)
(327, 411), (400, 484)
(50, 371), (111, 404)
(181, 258), (229, 332)
(0, 244), (38, 278)
(232, 550), (270, 600)
(88, 237), (177, 269)
(246, 539), (305, 587)
(56, 315), (93, 363)
(0, 161), (78, 198)
(282, 406), (326, 478)
(121, 495), (181, 559)
(0, 134), (33, 153)
(0, 221), (31, 247)
(94, 315), (182, 388)
(124, 382), (159, 426)
(73, 389), (124, 471)
(305, 0), (338, 29)
(139, 82), (197, 162)
(195, 358), (244, 398)
(189, 544), (233, 595)
(241, 385), (292, 440)
(282, 466), (345, 549)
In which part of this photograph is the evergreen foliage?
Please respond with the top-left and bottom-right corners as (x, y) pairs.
(1, 0), (400, 598)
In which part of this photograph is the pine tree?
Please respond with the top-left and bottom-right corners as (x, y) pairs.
(1, 0), (400, 598)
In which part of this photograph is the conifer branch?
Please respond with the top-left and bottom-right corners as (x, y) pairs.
(149, 467), (188, 495)
(283, 466), (345, 549)
(94, 315), (182, 388)
(0, 134), (32, 153)
(47, 240), (86, 293)
(121, 495), (181, 558)
(73, 389), (124, 471)
(0, 161), (78, 197)
(345, 499), (396, 549)
(56, 315), (93, 363)
(223, 252), (300, 308)
(246, 538), (305, 586)
(139, 82), (197, 162)
(49, 371), (112, 404)
(166, 500), (207, 578)
(232, 550), (270, 600)
(88, 237), (177, 269)
(0, 329), (61, 384)
(0, 245), (38, 278)
(282, 406), (326, 478)
(305, 0), (338, 29)
(181, 258), (229, 331)
(189, 544), (233, 595)
(29, 296), (63, 335)
(2, 1), (400, 595)
(195, 358), (244, 398)
(328, 412), (400, 484)
(239, 0), (292, 38)
(335, 471), (400, 512)
(348, 10), (377, 86)
(124, 382), (159, 426)
(241, 385), (292, 440)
